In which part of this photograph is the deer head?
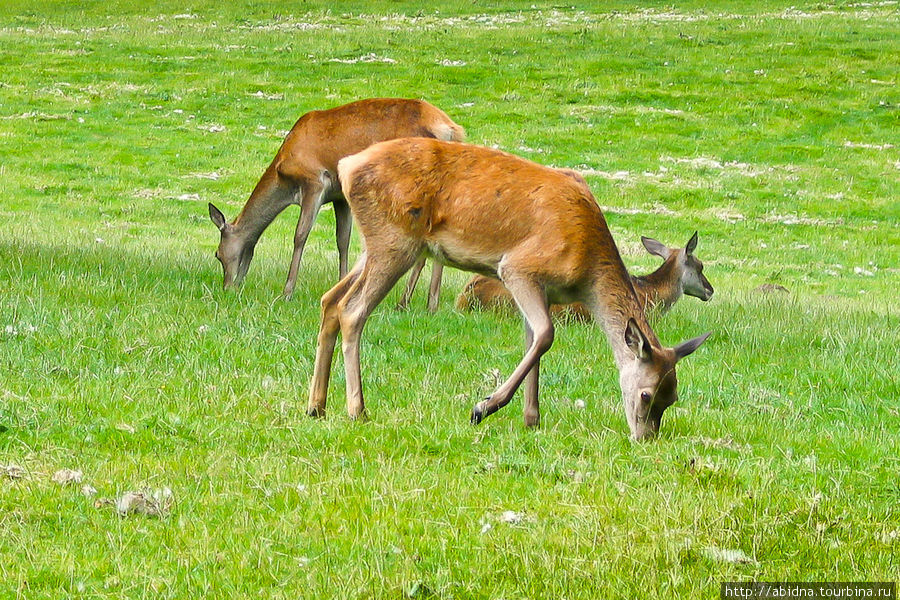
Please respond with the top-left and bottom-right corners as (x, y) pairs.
(208, 203), (254, 289)
(641, 231), (714, 301)
(620, 319), (710, 440)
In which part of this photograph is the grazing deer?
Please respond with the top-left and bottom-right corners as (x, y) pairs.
(308, 139), (710, 440)
(207, 98), (463, 298)
(456, 232), (714, 319)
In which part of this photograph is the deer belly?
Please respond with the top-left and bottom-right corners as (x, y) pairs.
(426, 241), (500, 278)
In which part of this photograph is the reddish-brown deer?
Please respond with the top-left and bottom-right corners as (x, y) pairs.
(207, 98), (463, 299)
(308, 139), (711, 440)
(456, 231), (714, 319)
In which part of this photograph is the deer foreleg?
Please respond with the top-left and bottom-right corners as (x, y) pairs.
(396, 256), (427, 310)
(427, 261), (443, 313)
(471, 277), (553, 425)
(522, 324), (540, 428)
(333, 199), (352, 279)
(283, 180), (326, 299)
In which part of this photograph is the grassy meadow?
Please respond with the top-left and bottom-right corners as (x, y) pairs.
(1, 1), (898, 597)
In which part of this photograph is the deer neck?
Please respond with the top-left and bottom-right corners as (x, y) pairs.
(231, 166), (297, 246)
(630, 254), (683, 312)
(586, 259), (661, 370)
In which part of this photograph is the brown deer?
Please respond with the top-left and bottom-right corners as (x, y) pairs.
(308, 139), (710, 440)
(456, 232), (714, 319)
(207, 98), (463, 299)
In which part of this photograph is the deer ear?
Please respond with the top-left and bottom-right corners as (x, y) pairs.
(674, 331), (711, 361)
(624, 318), (653, 361)
(641, 236), (671, 259)
(208, 203), (227, 232)
(685, 231), (699, 254)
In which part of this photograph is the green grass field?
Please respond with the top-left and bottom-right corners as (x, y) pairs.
(1, 1), (898, 598)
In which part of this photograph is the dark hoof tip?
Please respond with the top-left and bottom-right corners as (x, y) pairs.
(306, 407), (325, 419)
(470, 405), (484, 425)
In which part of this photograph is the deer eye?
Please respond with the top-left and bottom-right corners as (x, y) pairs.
(640, 391), (652, 403)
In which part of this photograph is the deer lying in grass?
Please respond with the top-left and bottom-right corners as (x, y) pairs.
(456, 232), (714, 320)
(308, 139), (711, 440)
(207, 98), (463, 299)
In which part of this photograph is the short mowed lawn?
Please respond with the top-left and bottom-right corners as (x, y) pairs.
(1, 1), (898, 598)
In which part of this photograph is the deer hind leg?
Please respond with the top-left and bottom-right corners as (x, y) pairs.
(333, 198), (352, 279)
(396, 256), (427, 310)
(307, 255), (365, 417)
(426, 261), (443, 313)
(283, 179), (326, 299)
(338, 248), (423, 419)
(471, 275), (553, 425)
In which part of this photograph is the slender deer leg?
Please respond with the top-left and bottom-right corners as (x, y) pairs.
(472, 276), (553, 424)
(522, 323), (540, 428)
(338, 250), (422, 419)
(283, 180), (326, 299)
(333, 198), (352, 279)
(426, 261), (443, 313)
(308, 256), (365, 417)
(396, 256), (427, 310)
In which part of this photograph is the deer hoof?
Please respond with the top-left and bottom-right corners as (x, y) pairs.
(348, 410), (369, 422)
(306, 407), (325, 419)
(470, 402), (486, 425)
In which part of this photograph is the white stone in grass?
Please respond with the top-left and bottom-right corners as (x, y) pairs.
(52, 469), (83, 485)
(500, 510), (524, 525)
(190, 171), (221, 180)
(81, 484), (98, 497)
(843, 141), (894, 150)
(2, 464), (25, 479)
(115, 487), (173, 518)
(328, 53), (396, 64)
(574, 399), (586, 410)
(249, 91), (284, 100)
(854, 267), (874, 277)
(480, 522), (492, 534)
(115, 423), (135, 434)
(703, 546), (755, 564)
